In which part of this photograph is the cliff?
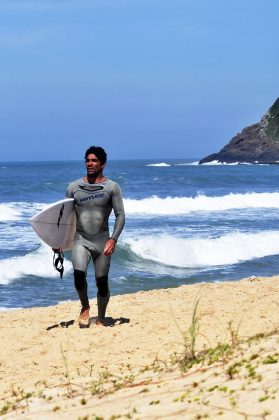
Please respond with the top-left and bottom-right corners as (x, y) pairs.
(199, 97), (279, 164)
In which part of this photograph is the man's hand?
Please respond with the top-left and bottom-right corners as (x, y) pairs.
(103, 239), (116, 256)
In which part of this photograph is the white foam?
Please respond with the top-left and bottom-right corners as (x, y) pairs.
(0, 307), (22, 311)
(0, 224), (38, 249)
(174, 161), (199, 166)
(125, 230), (279, 268)
(0, 243), (72, 285)
(124, 192), (279, 215)
(200, 160), (244, 166)
(146, 162), (171, 167)
(0, 203), (22, 221)
(0, 202), (45, 222)
(202, 160), (255, 166)
(199, 160), (268, 166)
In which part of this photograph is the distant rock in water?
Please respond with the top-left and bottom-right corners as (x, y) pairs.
(199, 97), (279, 164)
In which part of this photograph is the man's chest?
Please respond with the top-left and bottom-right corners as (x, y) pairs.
(73, 187), (111, 208)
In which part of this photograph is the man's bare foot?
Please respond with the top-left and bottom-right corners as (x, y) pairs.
(96, 318), (106, 326)
(78, 306), (90, 328)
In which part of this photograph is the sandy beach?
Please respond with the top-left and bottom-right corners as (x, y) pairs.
(1, 275), (279, 419)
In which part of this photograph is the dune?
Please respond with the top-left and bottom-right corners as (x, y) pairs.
(1, 275), (279, 419)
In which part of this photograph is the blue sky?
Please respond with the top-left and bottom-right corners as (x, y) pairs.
(1, 0), (279, 161)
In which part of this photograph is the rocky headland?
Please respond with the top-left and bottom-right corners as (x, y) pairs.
(199, 97), (279, 164)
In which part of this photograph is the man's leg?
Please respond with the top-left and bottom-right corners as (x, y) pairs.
(96, 276), (110, 323)
(94, 253), (111, 325)
(74, 269), (89, 308)
(72, 242), (91, 327)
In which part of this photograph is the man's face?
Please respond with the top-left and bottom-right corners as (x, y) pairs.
(85, 153), (105, 178)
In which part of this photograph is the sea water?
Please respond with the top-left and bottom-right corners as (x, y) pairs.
(1, 159), (279, 309)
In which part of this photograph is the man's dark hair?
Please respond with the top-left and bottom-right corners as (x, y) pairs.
(84, 146), (107, 165)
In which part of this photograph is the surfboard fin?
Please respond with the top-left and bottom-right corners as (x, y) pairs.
(53, 248), (64, 279)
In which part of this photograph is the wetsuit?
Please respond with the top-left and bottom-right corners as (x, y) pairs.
(66, 178), (125, 319)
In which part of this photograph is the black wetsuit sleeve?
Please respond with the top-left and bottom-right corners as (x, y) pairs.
(110, 183), (125, 242)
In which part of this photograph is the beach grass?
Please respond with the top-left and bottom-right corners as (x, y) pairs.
(2, 327), (279, 419)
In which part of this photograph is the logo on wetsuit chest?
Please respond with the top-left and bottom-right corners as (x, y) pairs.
(79, 193), (105, 203)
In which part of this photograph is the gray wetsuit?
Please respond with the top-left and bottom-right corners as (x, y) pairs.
(66, 178), (125, 318)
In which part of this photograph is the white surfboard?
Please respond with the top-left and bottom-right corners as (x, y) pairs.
(29, 198), (76, 250)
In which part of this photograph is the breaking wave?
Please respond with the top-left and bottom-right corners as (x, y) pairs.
(124, 230), (279, 268)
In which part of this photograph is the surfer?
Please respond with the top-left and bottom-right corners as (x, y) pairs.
(66, 146), (125, 328)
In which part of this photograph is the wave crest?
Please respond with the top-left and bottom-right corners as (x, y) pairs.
(0, 244), (72, 285)
(124, 192), (279, 215)
(124, 231), (279, 268)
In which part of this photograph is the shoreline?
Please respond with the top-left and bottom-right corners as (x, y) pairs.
(1, 274), (279, 418)
(0, 274), (266, 313)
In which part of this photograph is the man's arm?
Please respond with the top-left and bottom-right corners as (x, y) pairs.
(65, 183), (73, 198)
(103, 183), (125, 256)
(110, 183), (125, 242)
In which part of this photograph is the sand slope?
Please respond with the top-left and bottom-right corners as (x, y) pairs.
(1, 275), (279, 419)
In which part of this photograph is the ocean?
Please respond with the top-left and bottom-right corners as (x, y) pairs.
(1, 159), (279, 310)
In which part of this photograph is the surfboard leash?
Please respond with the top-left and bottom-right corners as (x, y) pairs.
(53, 248), (64, 279)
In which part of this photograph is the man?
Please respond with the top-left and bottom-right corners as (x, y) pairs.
(66, 146), (125, 328)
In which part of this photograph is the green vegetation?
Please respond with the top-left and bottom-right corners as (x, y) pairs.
(266, 97), (279, 141)
(171, 294), (203, 371)
(1, 303), (279, 419)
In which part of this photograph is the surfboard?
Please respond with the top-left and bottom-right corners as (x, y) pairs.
(29, 198), (76, 250)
